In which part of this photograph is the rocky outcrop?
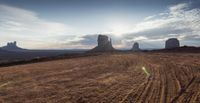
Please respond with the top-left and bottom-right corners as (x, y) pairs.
(90, 35), (115, 52)
(165, 38), (180, 49)
(132, 42), (140, 51)
(1, 41), (26, 51)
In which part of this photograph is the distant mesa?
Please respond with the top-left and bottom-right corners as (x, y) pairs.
(132, 42), (140, 51)
(165, 38), (180, 49)
(90, 35), (115, 52)
(1, 41), (26, 51)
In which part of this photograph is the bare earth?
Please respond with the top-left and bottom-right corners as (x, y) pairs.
(0, 53), (200, 103)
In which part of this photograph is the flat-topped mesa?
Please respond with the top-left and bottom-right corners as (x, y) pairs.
(132, 42), (140, 51)
(165, 38), (180, 49)
(90, 35), (115, 52)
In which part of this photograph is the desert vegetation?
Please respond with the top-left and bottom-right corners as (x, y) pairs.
(0, 53), (199, 103)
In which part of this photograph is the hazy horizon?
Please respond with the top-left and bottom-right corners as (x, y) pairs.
(0, 0), (200, 49)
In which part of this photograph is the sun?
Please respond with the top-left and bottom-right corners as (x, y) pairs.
(109, 22), (132, 37)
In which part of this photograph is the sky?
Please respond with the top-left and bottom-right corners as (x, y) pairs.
(0, 0), (200, 49)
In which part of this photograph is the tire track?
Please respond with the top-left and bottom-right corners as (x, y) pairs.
(170, 76), (196, 103)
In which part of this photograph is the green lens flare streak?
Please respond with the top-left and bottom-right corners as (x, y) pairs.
(142, 66), (150, 76)
(0, 82), (11, 88)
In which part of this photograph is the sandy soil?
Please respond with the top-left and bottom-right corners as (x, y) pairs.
(0, 53), (199, 103)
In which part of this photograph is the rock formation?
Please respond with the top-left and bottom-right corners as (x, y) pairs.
(90, 35), (115, 52)
(7, 41), (17, 47)
(165, 38), (180, 49)
(1, 41), (26, 51)
(132, 42), (140, 51)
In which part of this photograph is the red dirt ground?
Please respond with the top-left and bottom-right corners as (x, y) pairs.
(0, 53), (200, 103)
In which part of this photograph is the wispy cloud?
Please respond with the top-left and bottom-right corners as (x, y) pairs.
(0, 3), (200, 49)
(124, 3), (200, 48)
(0, 4), (74, 49)
(72, 3), (200, 49)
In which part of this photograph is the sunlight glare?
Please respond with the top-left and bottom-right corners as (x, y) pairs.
(109, 22), (132, 37)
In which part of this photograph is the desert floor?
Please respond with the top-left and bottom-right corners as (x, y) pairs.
(0, 53), (200, 103)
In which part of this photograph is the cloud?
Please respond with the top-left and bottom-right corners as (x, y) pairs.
(0, 4), (73, 49)
(144, 15), (157, 21)
(63, 34), (98, 48)
(1, 3), (200, 49)
(64, 2), (200, 49)
(169, 3), (189, 12)
(125, 3), (200, 48)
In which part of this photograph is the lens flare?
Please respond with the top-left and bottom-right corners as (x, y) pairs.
(142, 66), (150, 76)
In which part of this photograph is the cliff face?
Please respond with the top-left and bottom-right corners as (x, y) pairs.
(165, 38), (180, 49)
(90, 35), (115, 52)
